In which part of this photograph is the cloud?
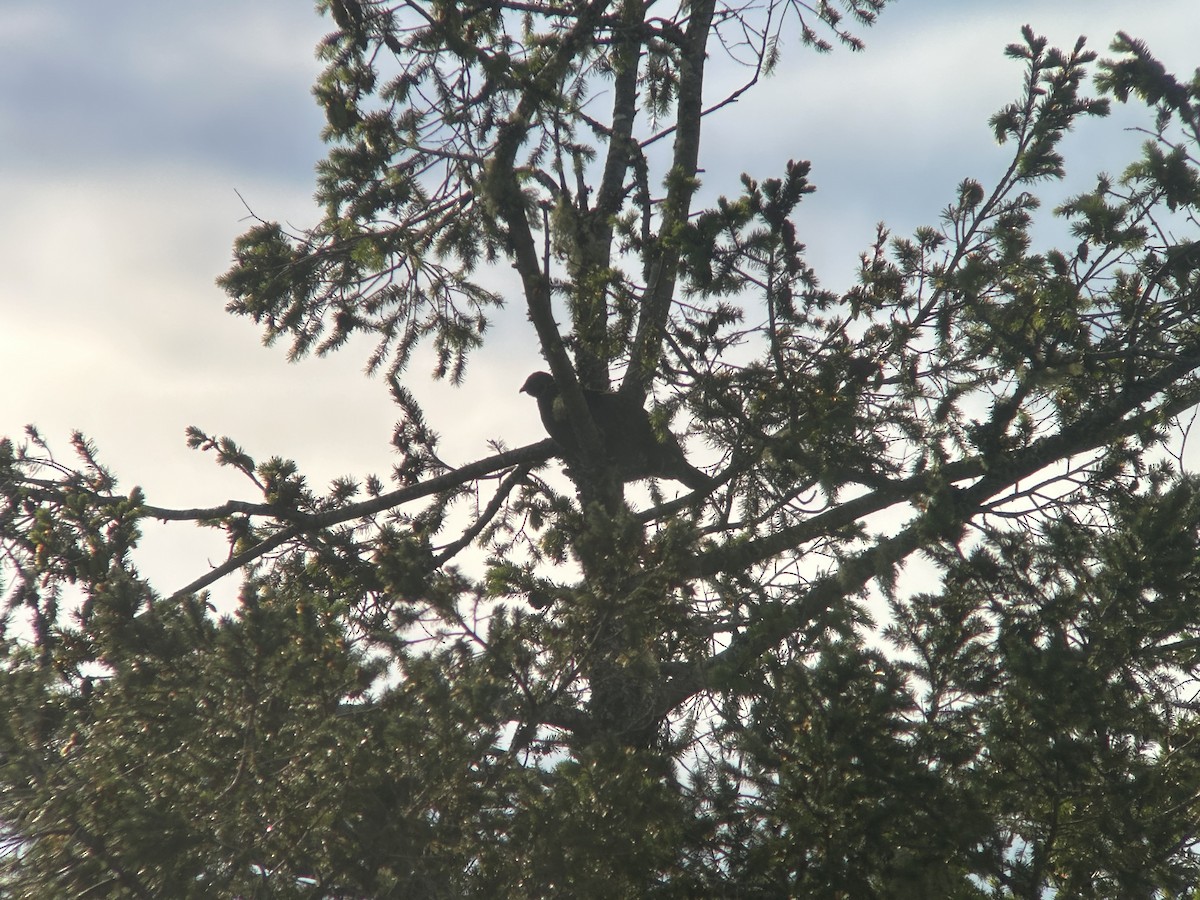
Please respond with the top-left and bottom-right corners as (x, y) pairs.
(0, 1), (328, 179)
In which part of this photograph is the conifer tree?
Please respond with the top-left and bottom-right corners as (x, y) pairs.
(4, 3), (1200, 895)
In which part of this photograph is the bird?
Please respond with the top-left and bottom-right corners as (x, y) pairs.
(520, 371), (714, 491)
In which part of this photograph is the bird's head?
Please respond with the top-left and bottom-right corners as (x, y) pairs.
(519, 371), (557, 399)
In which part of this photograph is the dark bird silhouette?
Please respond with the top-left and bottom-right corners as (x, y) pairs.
(520, 371), (713, 491)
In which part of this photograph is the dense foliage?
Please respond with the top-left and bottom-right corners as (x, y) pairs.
(4, 1), (1200, 896)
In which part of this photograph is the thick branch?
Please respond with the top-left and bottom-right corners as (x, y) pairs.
(689, 352), (1200, 581)
(571, 0), (645, 386)
(149, 441), (554, 526)
(659, 362), (1200, 717)
(658, 507), (943, 715)
(624, 0), (717, 396)
(164, 441), (555, 600)
(486, 3), (612, 479)
(593, 0), (643, 223)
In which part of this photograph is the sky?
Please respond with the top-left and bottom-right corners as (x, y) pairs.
(1, 1), (1196, 604)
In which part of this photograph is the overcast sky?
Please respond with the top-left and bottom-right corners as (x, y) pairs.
(1, 1), (1195, 601)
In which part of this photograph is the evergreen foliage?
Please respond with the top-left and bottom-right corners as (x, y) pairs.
(4, 3), (1200, 896)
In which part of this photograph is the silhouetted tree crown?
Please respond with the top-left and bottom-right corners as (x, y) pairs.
(4, 4), (1200, 896)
